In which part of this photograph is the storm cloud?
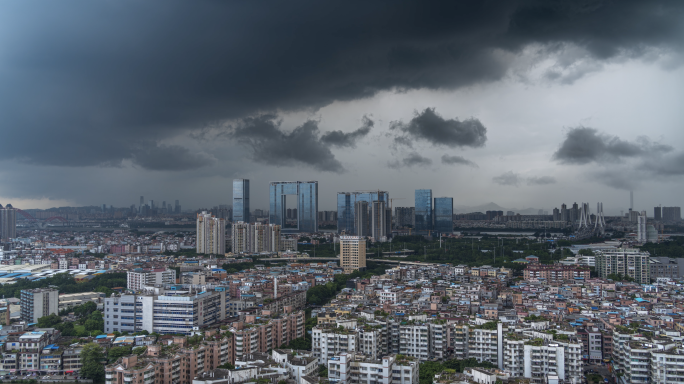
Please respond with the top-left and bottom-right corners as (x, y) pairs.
(493, 172), (521, 187)
(441, 155), (478, 168)
(320, 116), (374, 148)
(389, 153), (433, 169)
(391, 108), (488, 148)
(1, 1), (683, 170)
(552, 127), (672, 164)
(131, 144), (215, 171)
(229, 115), (345, 173)
(526, 176), (556, 186)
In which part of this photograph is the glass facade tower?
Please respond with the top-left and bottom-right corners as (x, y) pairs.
(337, 191), (389, 234)
(269, 181), (318, 232)
(232, 179), (250, 223)
(415, 189), (433, 232)
(433, 197), (453, 234)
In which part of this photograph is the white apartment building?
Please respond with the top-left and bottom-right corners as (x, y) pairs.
(231, 221), (281, 254)
(399, 324), (430, 361)
(595, 248), (650, 284)
(612, 331), (684, 384)
(312, 327), (358, 364)
(467, 326), (502, 367)
(378, 290), (400, 304)
(126, 269), (176, 291)
(522, 341), (583, 384)
(357, 328), (384, 360)
(430, 322), (448, 359)
(650, 348), (684, 384)
(196, 211), (226, 255)
(328, 353), (418, 384)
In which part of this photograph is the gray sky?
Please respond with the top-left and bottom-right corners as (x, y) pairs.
(1, 1), (683, 215)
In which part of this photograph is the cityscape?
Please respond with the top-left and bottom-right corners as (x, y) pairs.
(2, 2), (684, 384)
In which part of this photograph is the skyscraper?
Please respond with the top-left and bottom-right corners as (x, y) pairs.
(414, 189), (433, 232)
(0, 204), (17, 241)
(354, 201), (370, 236)
(371, 200), (387, 241)
(269, 181), (318, 233)
(175, 200), (181, 214)
(233, 179), (250, 223)
(337, 191), (389, 234)
(340, 236), (366, 274)
(637, 211), (647, 243)
(433, 197), (453, 234)
(196, 211), (226, 255)
(662, 206), (682, 221)
(654, 206), (662, 220)
(560, 203), (568, 221)
(231, 221), (281, 254)
(394, 207), (415, 228)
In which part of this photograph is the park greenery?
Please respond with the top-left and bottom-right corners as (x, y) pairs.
(37, 302), (104, 336)
(639, 235), (684, 257)
(0, 272), (126, 299)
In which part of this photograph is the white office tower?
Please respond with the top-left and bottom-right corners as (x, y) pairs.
(196, 211), (226, 255)
(637, 211), (647, 242)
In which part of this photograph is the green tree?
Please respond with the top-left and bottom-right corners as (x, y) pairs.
(80, 343), (105, 381)
(37, 313), (62, 328)
(85, 311), (104, 332)
(132, 346), (147, 356)
(108, 346), (133, 363)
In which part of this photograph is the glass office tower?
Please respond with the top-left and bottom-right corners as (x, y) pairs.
(414, 189), (433, 232)
(269, 181), (318, 232)
(232, 179), (250, 223)
(337, 191), (389, 234)
(434, 197), (453, 234)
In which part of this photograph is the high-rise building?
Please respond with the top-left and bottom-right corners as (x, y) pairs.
(637, 211), (647, 243)
(231, 221), (281, 254)
(552, 207), (561, 221)
(232, 221), (249, 253)
(560, 203), (568, 221)
(270, 181), (318, 232)
(232, 179), (250, 223)
(337, 191), (389, 234)
(174, 199), (181, 214)
(433, 197), (453, 234)
(595, 249), (650, 284)
(20, 288), (59, 323)
(654, 206), (661, 220)
(340, 236), (366, 274)
(570, 202), (579, 223)
(354, 201), (370, 237)
(662, 206), (681, 221)
(394, 207), (415, 228)
(414, 189), (433, 232)
(0, 204), (17, 241)
(196, 211), (226, 255)
(371, 201), (387, 241)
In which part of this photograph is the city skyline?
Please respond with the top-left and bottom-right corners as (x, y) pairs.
(1, 2), (684, 214)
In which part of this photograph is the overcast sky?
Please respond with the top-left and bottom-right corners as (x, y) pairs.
(1, 1), (683, 215)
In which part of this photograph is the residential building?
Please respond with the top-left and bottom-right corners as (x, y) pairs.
(371, 201), (387, 242)
(312, 327), (358, 364)
(662, 206), (681, 221)
(327, 352), (419, 384)
(354, 201), (370, 237)
(595, 248), (650, 284)
(650, 257), (679, 280)
(0, 204), (16, 242)
(20, 288), (58, 323)
(337, 191), (389, 234)
(196, 211), (226, 255)
(233, 179), (250, 223)
(339, 236), (366, 274)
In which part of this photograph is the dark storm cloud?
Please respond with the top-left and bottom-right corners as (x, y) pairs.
(526, 176), (556, 186)
(131, 144), (215, 171)
(552, 127), (673, 164)
(389, 153), (433, 169)
(1, 0), (684, 169)
(320, 116), (374, 148)
(229, 115), (344, 173)
(391, 109), (488, 148)
(441, 155), (478, 168)
(493, 172), (521, 187)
